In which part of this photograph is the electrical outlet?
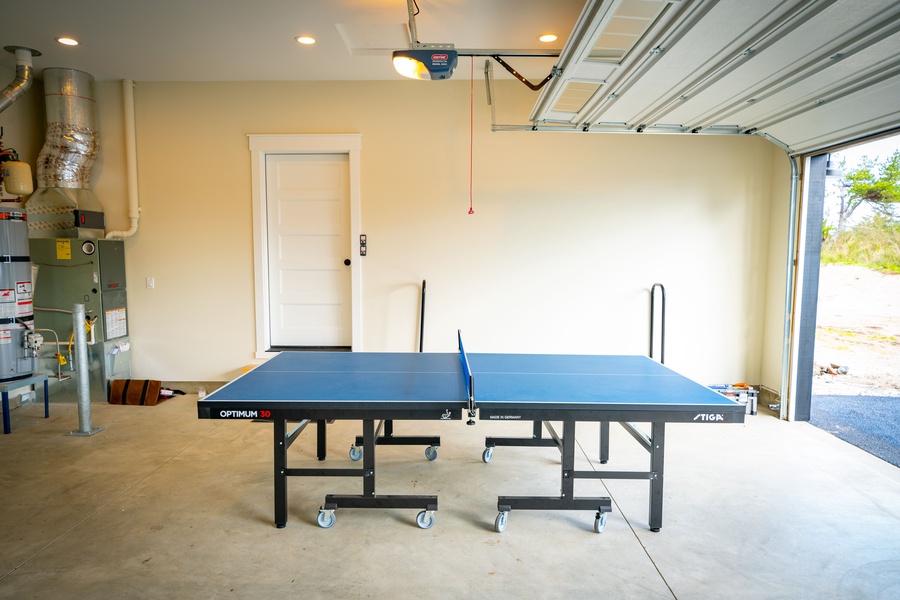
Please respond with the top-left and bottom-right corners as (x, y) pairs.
(146, 277), (155, 289)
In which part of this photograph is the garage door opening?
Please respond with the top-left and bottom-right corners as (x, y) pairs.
(809, 133), (900, 467)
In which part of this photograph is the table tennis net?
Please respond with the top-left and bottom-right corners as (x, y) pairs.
(457, 330), (474, 402)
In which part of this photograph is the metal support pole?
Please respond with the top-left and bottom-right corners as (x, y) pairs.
(649, 283), (666, 364)
(68, 303), (103, 436)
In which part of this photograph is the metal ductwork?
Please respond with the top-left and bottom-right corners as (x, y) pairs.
(0, 46), (40, 114)
(25, 68), (105, 238)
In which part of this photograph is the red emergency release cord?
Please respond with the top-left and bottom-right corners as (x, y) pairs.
(468, 56), (474, 215)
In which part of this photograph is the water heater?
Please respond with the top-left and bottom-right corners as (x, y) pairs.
(0, 210), (40, 380)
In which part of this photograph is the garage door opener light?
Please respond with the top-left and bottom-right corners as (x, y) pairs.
(392, 0), (458, 80)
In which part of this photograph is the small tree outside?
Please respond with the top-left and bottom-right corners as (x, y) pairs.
(828, 150), (900, 235)
(822, 144), (900, 273)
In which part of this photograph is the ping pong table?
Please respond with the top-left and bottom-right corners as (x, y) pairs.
(197, 333), (745, 532)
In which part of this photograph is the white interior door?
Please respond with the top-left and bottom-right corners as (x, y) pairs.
(265, 153), (351, 347)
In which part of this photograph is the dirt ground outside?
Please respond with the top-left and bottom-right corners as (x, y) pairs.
(813, 264), (900, 397)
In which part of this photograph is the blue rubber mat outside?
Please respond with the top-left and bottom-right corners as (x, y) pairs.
(810, 395), (900, 468)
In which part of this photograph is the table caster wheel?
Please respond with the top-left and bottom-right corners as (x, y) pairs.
(317, 508), (336, 529)
(494, 511), (508, 533)
(594, 511), (608, 534)
(482, 448), (493, 463)
(425, 446), (438, 461)
(349, 446), (362, 461)
(416, 510), (435, 529)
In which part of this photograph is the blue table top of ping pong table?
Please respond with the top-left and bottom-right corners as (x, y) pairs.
(199, 349), (744, 420)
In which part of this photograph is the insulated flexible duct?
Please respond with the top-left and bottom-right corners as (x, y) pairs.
(35, 69), (99, 189)
(26, 68), (105, 237)
(0, 46), (39, 114)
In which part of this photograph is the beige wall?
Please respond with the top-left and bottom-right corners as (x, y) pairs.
(2, 75), (790, 387)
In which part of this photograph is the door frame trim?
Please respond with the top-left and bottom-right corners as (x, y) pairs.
(249, 134), (362, 358)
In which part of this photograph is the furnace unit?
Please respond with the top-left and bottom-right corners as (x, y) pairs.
(30, 238), (131, 402)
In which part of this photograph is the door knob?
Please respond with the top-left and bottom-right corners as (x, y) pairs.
(344, 259), (351, 266)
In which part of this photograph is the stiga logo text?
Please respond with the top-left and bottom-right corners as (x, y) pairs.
(694, 413), (725, 421)
(220, 410), (261, 418)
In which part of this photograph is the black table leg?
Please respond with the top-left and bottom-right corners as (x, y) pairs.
(274, 418), (288, 528)
(560, 420), (577, 500)
(317, 420), (327, 460)
(649, 422), (665, 532)
(363, 419), (376, 498)
(599, 421), (610, 463)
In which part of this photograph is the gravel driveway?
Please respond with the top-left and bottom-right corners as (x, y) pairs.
(811, 264), (900, 466)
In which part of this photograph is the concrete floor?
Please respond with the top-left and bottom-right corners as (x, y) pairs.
(2, 397), (900, 599)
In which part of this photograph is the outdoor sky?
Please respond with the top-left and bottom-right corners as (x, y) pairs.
(832, 132), (900, 167)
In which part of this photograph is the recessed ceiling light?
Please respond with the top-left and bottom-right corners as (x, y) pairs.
(538, 34), (558, 43)
(56, 37), (79, 46)
(295, 36), (316, 45)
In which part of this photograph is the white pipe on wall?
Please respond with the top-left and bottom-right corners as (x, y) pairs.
(106, 80), (140, 239)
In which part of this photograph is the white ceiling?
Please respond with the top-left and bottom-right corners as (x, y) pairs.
(4, 0), (899, 155)
(0, 0), (581, 82)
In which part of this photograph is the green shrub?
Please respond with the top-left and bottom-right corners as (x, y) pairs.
(821, 214), (900, 273)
